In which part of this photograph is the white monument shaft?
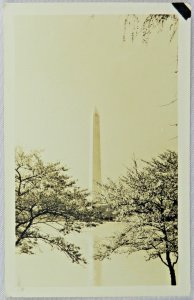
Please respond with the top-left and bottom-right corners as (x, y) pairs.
(92, 109), (102, 285)
(93, 109), (101, 195)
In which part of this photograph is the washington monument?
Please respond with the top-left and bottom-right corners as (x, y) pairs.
(92, 109), (101, 196)
(92, 108), (102, 285)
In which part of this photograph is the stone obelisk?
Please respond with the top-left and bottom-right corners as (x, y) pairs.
(92, 108), (101, 286)
(93, 109), (101, 194)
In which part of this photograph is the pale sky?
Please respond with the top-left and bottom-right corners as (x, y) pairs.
(14, 14), (178, 287)
(15, 15), (177, 190)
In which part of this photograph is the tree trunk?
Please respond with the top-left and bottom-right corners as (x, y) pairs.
(166, 251), (176, 285)
(169, 264), (176, 285)
(15, 218), (33, 246)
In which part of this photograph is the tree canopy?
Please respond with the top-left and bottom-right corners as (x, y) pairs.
(15, 148), (99, 264)
(95, 150), (178, 285)
(123, 14), (178, 43)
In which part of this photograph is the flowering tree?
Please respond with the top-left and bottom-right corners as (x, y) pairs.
(123, 14), (178, 43)
(95, 151), (178, 285)
(15, 148), (99, 264)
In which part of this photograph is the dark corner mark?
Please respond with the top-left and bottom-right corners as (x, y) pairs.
(172, 3), (191, 20)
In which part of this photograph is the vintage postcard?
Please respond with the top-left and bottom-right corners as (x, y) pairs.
(4, 2), (191, 297)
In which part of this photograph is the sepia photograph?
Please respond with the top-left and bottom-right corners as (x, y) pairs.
(4, 3), (190, 297)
